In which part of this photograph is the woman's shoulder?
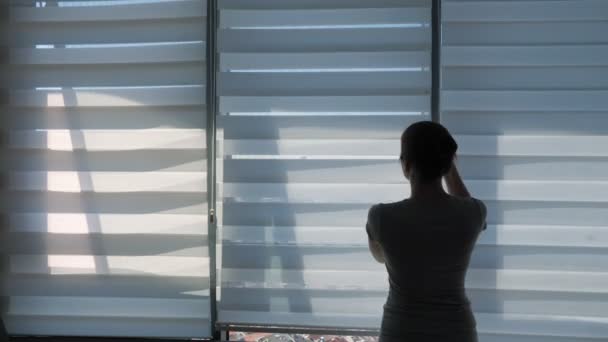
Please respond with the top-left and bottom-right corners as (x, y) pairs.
(372, 200), (410, 213)
(368, 200), (408, 220)
(447, 196), (488, 229)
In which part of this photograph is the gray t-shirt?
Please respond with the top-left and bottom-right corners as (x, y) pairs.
(366, 196), (487, 340)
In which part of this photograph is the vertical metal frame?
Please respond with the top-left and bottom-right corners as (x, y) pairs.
(205, 0), (219, 339)
(431, 0), (442, 123)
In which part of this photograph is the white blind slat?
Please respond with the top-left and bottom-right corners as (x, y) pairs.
(220, 95), (428, 113)
(8, 255), (209, 277)
(219, 27), (429, 53)
(9, 171), (206, 193)
(444, 45), (608, 67)
(444, 0), (608, 22)
(12, 0), (206, 22)
(9, 130), (206, 151)
(11, 86), (205, 107)
(220, 8), (429, 27)
(11, 43), (205, 65)
(220, 51), (429, 71)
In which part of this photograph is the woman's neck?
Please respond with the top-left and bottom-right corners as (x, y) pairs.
(409, 178), (448, 200)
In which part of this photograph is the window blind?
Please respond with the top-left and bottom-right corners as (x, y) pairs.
(442, 0), (608, 341)
(217, 0), (431, 330)
(1, 0), (210, 338)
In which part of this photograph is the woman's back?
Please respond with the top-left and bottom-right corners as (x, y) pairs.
(367, 196), (486, 341)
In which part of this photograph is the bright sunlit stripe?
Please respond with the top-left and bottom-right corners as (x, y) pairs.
(43, 0), (187, 7)
(228, 155), (397, 160)
(35, 85), (202, 90)
(229, 68), (426, 73)
(229, 24), (426, 30)
(35, 41), (203, 49)
(226, 111), (427, 117)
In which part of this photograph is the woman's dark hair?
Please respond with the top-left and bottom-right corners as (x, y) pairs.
(400, 121), (458, 182)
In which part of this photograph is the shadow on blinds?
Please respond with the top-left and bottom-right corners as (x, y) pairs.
(63, 87), (110, 276)
(232, 118), (313, 315)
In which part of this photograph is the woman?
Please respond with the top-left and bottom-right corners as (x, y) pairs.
(366, 121), (487, 342)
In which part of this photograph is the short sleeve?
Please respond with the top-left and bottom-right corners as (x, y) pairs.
(474, 198), (488, 231)
(366, 204), (383, 242)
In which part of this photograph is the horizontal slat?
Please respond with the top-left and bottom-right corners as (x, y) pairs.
(224, 200), (608, 228)
(220, 8), (429, 27)
(220, 287), (608, 320)
(224, 156), (608, 183)
(443, 0), (608, 22)
(6, 274), (209, 299)
(218, 27), (429, 53)
(12, 0), (206, 23)
(486, 200), (608, 227)
(221, 268), (385, 290)
(9, 171), (206, 193)
(480, 224), (608, 249)
(442, 90), (608, 111)
(6, 316), (208, 338)
(443, 67), (608, 90)
(219, 0), (428, 9)
(224, 201), (608, 227)
(222, 226), (366, 246)
(10, 213), (206, 234)
(224, 139), (398, 157)
(224, 159), (401, 183)
(219, 310), (379, 332)
(2, 233), (208, 256)
(221, 268), (608, 294)
(220, 51), (428, 71)
(10, 86), (205, 107)
(2, 63), (206, 88)
(222, 183), (406, 204)
(220, 309), (608, 338)
(444, 46), (608, 67)
(222, 224), (608, 249)
(443, 111), (608, 135)
(10, 43), (205, 65)
(220, 71), (429, 95)
(472, 245), (608, 272)
(468, 269), (608, 294)
(470, 289), (608, 318)
(457, 156), (608, 181)
(1, 192), (206, 214)
(0, 150), (206, 172)
(6, 296), (208, 319)
(9, 255), (210, 277)
(225, 136), (608, 158)
(221, 245), (378, 271)
(220, 95), (429, 113)
(1, 107), (205, 130)
(9, 130), (206, 151)
(10, 19), (205, 46)
(220, 115), (424, 139)
(444, 22), (608, 45)
(222, 244), (608, 272)
(476, 312), (608, 339)
(223, 181), (608, 203)
(476, 335), (601, 342)
(457, 135), (608, 157)
(220, 287), (385, 315)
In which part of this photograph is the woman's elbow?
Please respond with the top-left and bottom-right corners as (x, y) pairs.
(372, 252), (385, 264)
(369, 240), (386, 264)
